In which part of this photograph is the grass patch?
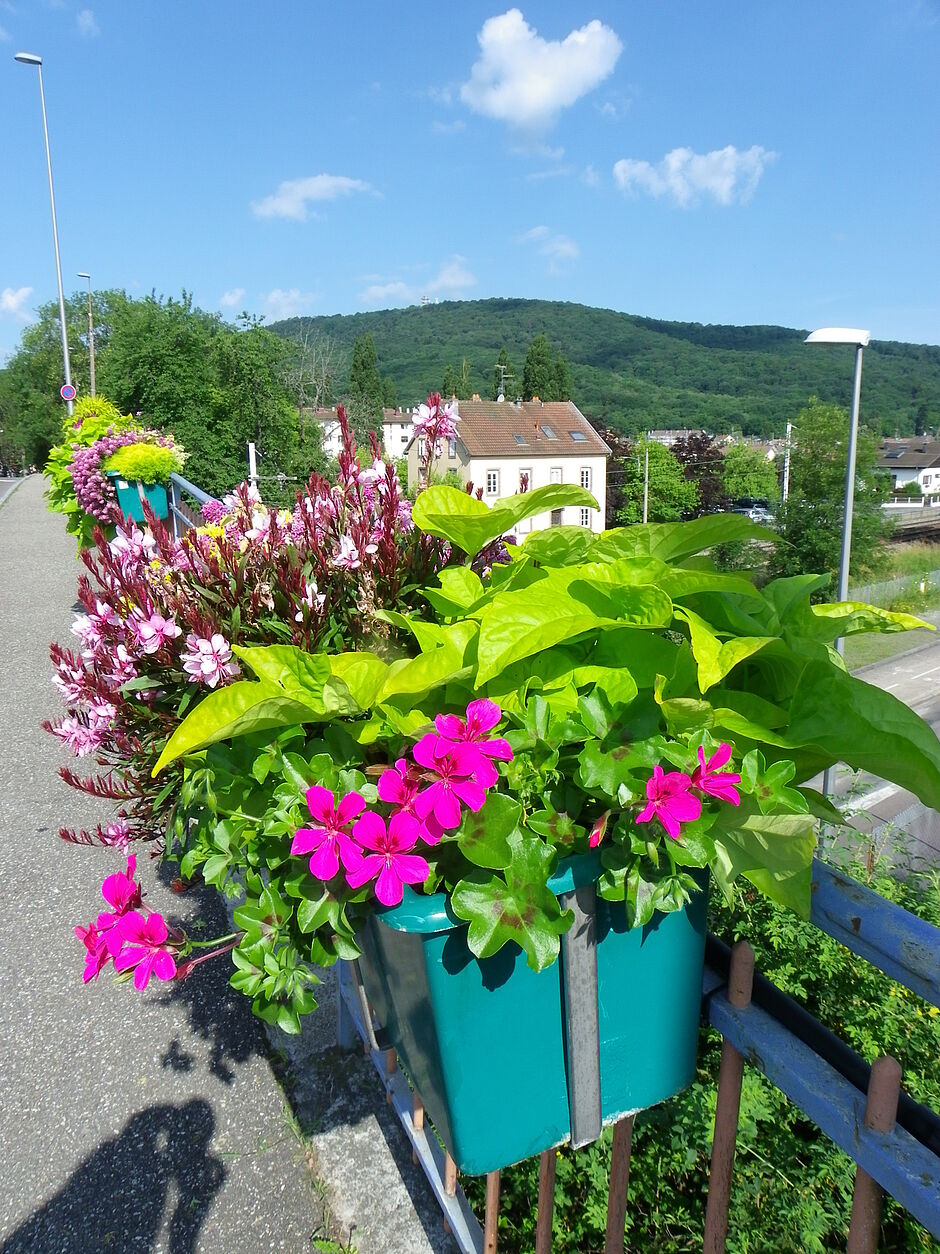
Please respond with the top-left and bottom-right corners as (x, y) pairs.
(844, 624), (937, 670)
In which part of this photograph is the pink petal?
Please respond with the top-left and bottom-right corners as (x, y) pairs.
(434, 713), (464, 740)
(706, 743), (733, 771)
(151, 949), (177, 982)
(308, 841), (340, 880)
(635, 802), (656, 825)
(452, 778), (487, 813)
(114, 945), (147, 973)
(337, 832), (365, 872)
(335, 791), (366, 827)
(432, 785), (463, 829)
(479, 737), (513, 762)
(412, 733), (447, 770)
(345, 853), (384, 891)
(377, 768), (406, 805)
(666, 792), (702, 824)
(386, 812), (421, 852)
(305, 784), (335, 823)
(391, 852), (430, 886)
(290, 826), (325, 856)
(466, 698), (501, 733)
(657, 808), (682, 840)
(374, 864), (403, 907)
(133, 954), (156, 991)
(353, 810), (386, 852)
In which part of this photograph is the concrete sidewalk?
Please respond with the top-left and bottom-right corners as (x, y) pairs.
(0, 477), (452, 1254)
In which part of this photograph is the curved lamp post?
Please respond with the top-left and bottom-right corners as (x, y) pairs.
(804, 326), (871, 797)
(77, 270), (95, 396)
(14, 51), (74, 415)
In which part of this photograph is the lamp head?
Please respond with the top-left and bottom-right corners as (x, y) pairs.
(805, 327), (871, 348)
(14, 51), (42, 65)
(77, 271), (90, 279)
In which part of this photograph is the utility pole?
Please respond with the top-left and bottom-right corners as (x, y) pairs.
(782, 420), (792, 502)
(77, 272), (95, 395)
(643, 447), (649, 523)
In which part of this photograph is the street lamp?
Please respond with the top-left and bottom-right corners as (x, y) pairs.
(804, 326), (870, 798)
(14, 51), (74, 416)
(77, 271), (96, 396)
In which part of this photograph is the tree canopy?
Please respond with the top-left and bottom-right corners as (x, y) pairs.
(616, 439), (700, 524)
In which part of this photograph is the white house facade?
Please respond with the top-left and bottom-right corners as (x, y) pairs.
(309, 407), (415, 461)
(406, 398), (609, 533)
(878, 438), (940, 494)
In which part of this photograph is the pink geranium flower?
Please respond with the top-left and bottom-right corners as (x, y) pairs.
(691, 744), (741, 805)
(412, 735), (488, 829)
(377, 758), (421, 814)
(635, 766), (702, 840)
(346, 811), (430, 906)
(435, 699), (512, 762)
(75, 921), (111, 983)
(97, 853), (144, 949)
(112, 911), (178, 990)
(291, 785), (366, 881)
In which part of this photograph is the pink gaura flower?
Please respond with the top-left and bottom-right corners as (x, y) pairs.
(133, 611), (182, 655)
(52, 716), (102, 758)
(345, 811), (430, 907)
(112, 911), (178, 990)
(291, 785), (366, 881)
(691, 744), (741, 806)
(412, 735), (488, 829)
(75, 921), (111, 983)
(635, 766), (702, 841)
(180, 632), (239, 688)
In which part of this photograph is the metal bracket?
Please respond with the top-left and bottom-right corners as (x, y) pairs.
(558, 880), (603, 1148)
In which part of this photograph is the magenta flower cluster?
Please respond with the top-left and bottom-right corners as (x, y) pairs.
(291, 699), (512, 907)
(635, 744), (741, 840)
(74, 855), (179, 990)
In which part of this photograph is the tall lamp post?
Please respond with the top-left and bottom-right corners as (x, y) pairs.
(14, 51), (74, 416)
(805, 325), (871, 798)
(77, 271), (95, 396)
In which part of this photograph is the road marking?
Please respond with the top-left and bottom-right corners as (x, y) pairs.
(917, 663), (940, 677)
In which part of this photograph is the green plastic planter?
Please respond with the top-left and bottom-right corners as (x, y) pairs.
(107, 473), (169, 523)
(358, 855), (707, 1174)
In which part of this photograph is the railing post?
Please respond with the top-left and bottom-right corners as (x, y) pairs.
(704, 939), (755, 1254)
(847, 1055), (903, 1254)
(604, 1115), (635, 1254)
(535, 1148), (556, 1254)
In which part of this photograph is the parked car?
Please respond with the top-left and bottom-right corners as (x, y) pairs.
(730, 498), (775, 525)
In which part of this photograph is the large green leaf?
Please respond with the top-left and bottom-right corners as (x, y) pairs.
(589, 514), (776, 565)
(153, 682), (323, 774)
(520, 526), (596, 566)
(412, 483), (598, 555)
(234, 644), (365, 717)
(328, 651), (388, 709)
(805, 601), (932, 641)
(455, 793), (522, 869)
(450, 833), (573, 971)
(676, 607), (775, 693)
(785, 661), (940, 809)
(376, 620), (477, 700)
(419, 566), (485, 616)
(710, 807), (817, 917)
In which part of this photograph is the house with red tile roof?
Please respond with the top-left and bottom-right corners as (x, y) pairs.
(405, 396), (609, 533)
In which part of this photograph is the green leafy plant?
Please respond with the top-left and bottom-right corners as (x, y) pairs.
(148, 486), (940, 1029)
(103, 440), (184, 484)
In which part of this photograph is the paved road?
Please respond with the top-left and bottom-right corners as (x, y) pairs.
(821, 626), (940, 873)
(0, 477), (333, 1252)
(0, 476), (23, 504)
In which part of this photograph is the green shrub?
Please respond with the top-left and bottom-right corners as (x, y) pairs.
(65, 395), (134, 447)
(103, 441), (184, 484)
(468, 851), (940, 1252)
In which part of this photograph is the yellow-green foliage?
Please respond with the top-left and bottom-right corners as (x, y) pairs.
(103, 441), (184, 485)
(65, 395), (135, 448)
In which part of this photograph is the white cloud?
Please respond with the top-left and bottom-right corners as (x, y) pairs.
(359, 256), (476, 308)
(613, 145), (776, 207)
(76, 8), (99, 37)
(582, 164), (600, 187)
(262, 288), (316, 320)
(1, 286), (34, 321)
(251, 174), (373, 221)
(461, 8), (622, 131)
(432, 119), (466, 135)
(526, 165), (573, 182)
(219, 287), (246, 309)
(517, 225), (579, 273)
(0, 23), (10, 41)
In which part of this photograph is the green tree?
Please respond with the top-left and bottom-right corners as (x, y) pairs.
(616, 439), (699, 524)
(721, 441), (780, 502)
(552, 351), (572, 402)
(769, 398), (891, 584)
(522, 334), (555, 400)
(458, 357), (473, 400)
(442, 363), (459, 398)
(492, 347), (514, 400)
(382, 375), (397, 409)
(346, 332), (384, 446)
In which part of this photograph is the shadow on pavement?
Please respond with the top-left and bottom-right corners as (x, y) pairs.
(1, 1099), (224, 1254)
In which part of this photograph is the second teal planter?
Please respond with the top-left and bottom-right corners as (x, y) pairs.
(358, 857), (707, 1175)
(108, 473), (169, 523)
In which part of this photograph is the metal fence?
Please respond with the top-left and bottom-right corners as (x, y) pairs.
(166, 471), (217, 540)
(337, 858), (940, 1253)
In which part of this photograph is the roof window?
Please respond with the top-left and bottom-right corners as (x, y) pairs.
(513, 433), (527, 445)
(569, 430), (587, 441)
(541, 424), (557, 440)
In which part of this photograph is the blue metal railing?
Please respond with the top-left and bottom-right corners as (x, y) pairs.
(167, 471), (217, 540)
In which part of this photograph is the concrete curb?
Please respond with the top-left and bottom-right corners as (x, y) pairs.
(0, 474), (30, 512)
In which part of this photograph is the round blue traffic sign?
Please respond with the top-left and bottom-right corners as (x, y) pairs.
(60, 383), (77, 401)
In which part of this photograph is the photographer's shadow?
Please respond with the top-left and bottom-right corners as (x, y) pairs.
(1, 1099), (224, 1254)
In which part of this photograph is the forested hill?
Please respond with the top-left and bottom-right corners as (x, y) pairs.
(271, 298), (940, 439)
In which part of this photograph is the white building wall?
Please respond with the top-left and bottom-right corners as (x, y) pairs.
(382, 415), (414, 459)
(465, 454), (607, 533)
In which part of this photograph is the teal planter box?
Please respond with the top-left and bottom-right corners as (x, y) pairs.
(359, 856), (707, 1174)
(108, 473), (169, 523)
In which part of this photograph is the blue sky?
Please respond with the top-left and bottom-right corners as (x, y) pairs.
(2, 1), (939, 365)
